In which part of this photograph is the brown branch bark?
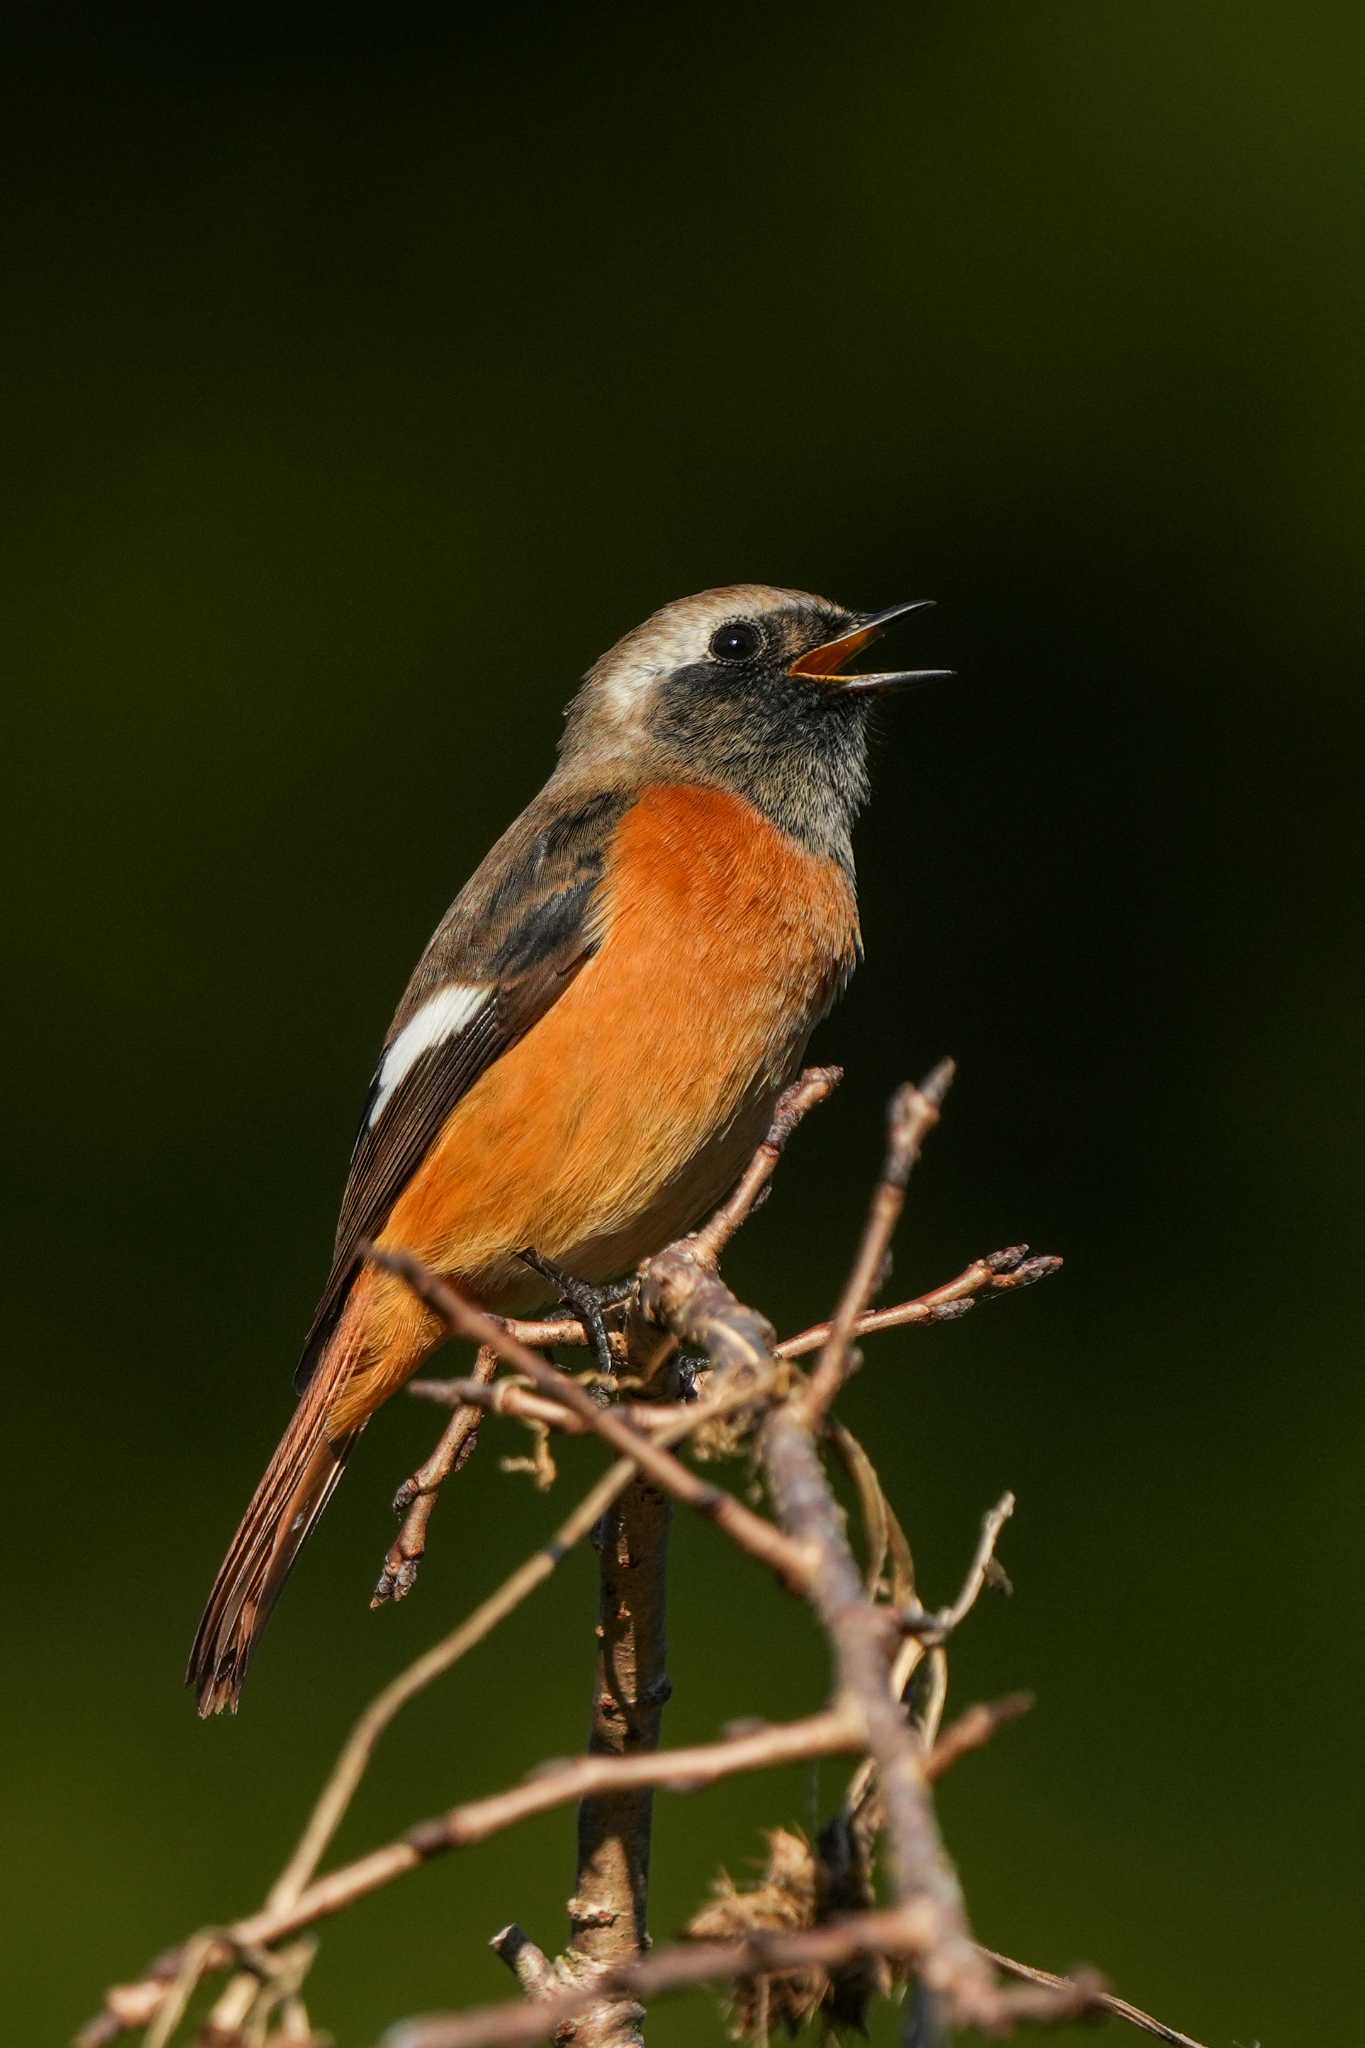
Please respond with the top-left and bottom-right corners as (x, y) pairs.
(686, 1065), (842, 1264)
(364, 1244), (813, 1592)
(76, 1711), (871, 2045)
(381, 1908), (1108, 2048)
(372, 1344), (501, 1606)
(776, 1241), (1063, 1359)
(561, 1363), (673, 2044)
(980, 1949), (1212, 2048)
(802, 1061), (953, 1426)
(630, 1064), (1004, 2027)
(760, 1406), (1000, 2028)
(78, 1068), (1155, 2048)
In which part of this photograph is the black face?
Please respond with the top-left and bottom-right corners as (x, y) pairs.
(647, 602), (874, 867)
(696, 602), (863, 683)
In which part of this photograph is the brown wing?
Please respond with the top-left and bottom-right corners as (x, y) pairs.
(294, 784), (627, 1389)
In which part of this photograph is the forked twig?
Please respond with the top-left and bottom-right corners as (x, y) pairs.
(776, 1242), (1062, 1360)
(372, 1344), (500, 1606)
(687, 1064), (842, 1264)
(981, 1948), (1211, 2048)
(382, 1907), (1106, 2048)
(803, 1060), (956, 1426)
(363, 1243), (813, 1592)
(79, 1067), (1205, 2048)
(901, 1491), (1016, 1644)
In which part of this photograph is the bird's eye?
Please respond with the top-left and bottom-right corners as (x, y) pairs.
(708, 620), (762, 663)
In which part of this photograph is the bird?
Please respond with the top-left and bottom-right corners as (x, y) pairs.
(189, 583), (945, 1714)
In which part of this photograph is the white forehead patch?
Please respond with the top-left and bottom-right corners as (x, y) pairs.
(589, 583), (822, 724)
(595, 611), (713, 718)
(369, 983), (488, 1128)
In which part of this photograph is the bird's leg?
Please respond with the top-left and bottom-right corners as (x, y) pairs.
(518, 1249), (633, 1384)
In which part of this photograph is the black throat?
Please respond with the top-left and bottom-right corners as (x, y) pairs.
(647, 663), (873, 873)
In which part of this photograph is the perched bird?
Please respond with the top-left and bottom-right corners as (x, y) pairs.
(189, 584), (943, 1714)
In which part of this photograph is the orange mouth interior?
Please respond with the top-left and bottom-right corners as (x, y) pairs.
(788, 623), (878, 679)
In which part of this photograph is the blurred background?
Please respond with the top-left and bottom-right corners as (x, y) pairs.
(6, 5), (1362, 2043)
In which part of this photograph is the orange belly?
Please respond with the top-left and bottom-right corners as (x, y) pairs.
(327, 785), (858, 1433)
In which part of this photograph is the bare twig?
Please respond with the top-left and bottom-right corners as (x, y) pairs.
(78, 1710), (869, 2041)
(846, 1492), (1019, 1827)
(803, 1061), (954, 1426)
(731, 1074), (999, 2028)
(635, 1123), (1008, 2028)
(490, 1926), (557, 1998)
(372, 1345), (501, 1606)
(365, 1244), (813, 1593)
(80, 1069), (1110, 2048)
(381, 1905), (1105, 2048)
(777, 1242), (1062, 1360)
(390, 1916), (1219, 2048)
(981, 1948), (1211, 2048)
(565, 1351), (674, 2047)
(918, 1692), (1034, 1776)
(261, 1348), (782, 1942)
(253, 1459), (653, 1939)
(901, 1491), (1016, 1644)
(396, 1708), (863, 1860)
(409, 1375), (590, 1436)
(687, 1066), (841, 1264)
(761, 1406), (1000, 2027)
(87, 1694), (1034, 2048)
(500, 1312), (625, 1356)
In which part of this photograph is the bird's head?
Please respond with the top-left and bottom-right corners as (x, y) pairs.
(560, 584), (947, 865)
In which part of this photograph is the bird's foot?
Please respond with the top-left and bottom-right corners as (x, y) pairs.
(518, 1249), (632, 1382)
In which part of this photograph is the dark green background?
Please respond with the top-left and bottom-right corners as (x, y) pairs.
(6, 6), (1361, 2044)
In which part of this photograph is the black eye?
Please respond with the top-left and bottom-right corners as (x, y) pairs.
(708, 619), (762, 663)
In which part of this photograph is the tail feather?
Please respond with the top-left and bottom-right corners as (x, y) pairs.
(188, 1362), (360, 1716)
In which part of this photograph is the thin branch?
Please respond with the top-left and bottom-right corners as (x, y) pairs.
(900, 1491), (1016, 1644)
(803, 1061), (954, 1427)
(422, 1709), (860, 1864)
(981, 1948), (1212, 2048)
(409, 1247), (1065, 1447)
(409, 1375), (592, 1437)
(380, 1905), (1104, 2048)
(500, 1313), (625, 1357)
(636, 1092), (1005, 2025)
(364, 1244), (813, 1593)
(761, 1406), (999, 2028)
(81, 1069), (1088, 2048)
(263, 1353), (775, 1933)
(687, 1065), (841, 1264)
(847, 1493), (1019, 1823)
(776, 1242), (1063, 1361)
(256, 1460), (650, 1932)
(82, 1692), (1030, 2048)
(489, 1926), (557, 1998)
(81, 1359), (845, 2048)
(917, 1692), (1034, 1776)
(78, 1710), (867, 2044)
(388, 1920), (1219, 2048)
(372, 1344), (500, 1606)
(566, 1337), (674, 2048)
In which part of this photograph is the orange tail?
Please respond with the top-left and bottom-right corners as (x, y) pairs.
(188, 1343), (362, 1717)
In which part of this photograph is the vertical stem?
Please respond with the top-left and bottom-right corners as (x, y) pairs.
(566, 1464), (673, 2046)
(761, 1409), (998, 2024)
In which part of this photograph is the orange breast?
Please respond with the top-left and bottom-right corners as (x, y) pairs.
(329, 785), (858, 1430)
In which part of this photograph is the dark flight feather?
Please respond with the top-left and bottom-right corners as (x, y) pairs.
(293, 785), (627, 1389)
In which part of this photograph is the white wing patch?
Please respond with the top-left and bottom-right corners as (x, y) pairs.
(368, 983), (489, 1130)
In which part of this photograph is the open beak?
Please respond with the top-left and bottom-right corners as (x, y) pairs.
(787, 598), (952, 694)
